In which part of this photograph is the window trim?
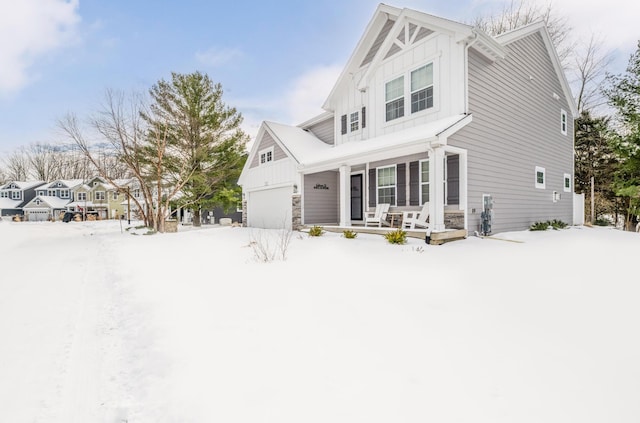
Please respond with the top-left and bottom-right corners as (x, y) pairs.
(410, 63), (434, 114)
(563, 173), (571, 193)
(561, 109), (568, 135)
(349, 111), (360, 132)
(419, 159), (430, 205)
(535, 166), (546, 189)
(383, 60), (437, 126)
(259, 146), (274, 166)
(95, 191), (106, 201)
(384, 75), (405, 122)
(376, 165), (397, 207)
(11, 190), (21, 200)
(77, 192), (87, 201)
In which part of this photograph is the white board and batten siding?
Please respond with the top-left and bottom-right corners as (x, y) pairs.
(243, 131), (299, 229)
(449, 32), (574, 234)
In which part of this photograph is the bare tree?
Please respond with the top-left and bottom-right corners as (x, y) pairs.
(26, 143), (63, 181)
(470, 0), (574, 66)
(3, 148), (30, 181)
(571, 34), (614, 114)
(58, 89), (192, 232)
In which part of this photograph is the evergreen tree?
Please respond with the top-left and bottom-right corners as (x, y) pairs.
(573, 111), (618, 222)
(143, 71), (248, 226)
(604, 41), (640, 229)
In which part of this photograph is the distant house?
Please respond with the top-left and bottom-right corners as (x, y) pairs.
(0, 181), (46, 218)
(67, 176), (130, 219)
(24, 179), (84, 221)
(238, 3), (577, 236)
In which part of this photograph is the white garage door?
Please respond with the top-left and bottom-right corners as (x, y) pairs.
(28, 210), (49, 222)
(247, 187), (292, 229)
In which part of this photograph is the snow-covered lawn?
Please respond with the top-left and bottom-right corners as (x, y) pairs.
(1, 220), (639, 422)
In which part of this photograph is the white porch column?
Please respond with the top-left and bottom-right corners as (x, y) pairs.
(339, 165), (351, 227)
(443, 145), (468, 231)
(429, 147), (446, 232)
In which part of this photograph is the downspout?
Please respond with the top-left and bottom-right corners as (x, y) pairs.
(463, 31), (479, 114)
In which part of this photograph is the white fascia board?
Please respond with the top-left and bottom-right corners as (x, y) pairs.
(238, 124), (268, 186)
(297, 111), (334, 128)
(322, 4), (402, 110)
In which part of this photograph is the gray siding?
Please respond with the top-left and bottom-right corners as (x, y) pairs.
(449, 33), (574, 233)
(304, 171), (339, 224)
(249, 131), (288, 169)
(307, 117), (335, 145)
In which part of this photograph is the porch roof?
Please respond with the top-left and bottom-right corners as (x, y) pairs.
(0, 198), (21, 210)
(299, 114), (471, 172)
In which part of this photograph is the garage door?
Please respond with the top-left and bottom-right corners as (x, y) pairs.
(247, 187), (292, 229)
(28, 210), (49, 222)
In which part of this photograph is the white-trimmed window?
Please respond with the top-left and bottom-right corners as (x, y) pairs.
(377, 165), (396, 206)
(113, 192), (119, 200)
(0, 192), (7, 198)
(77, 192), (87, 201)
(411, 63), (434, 113)
(259, 147), (274, 165)
(563, 173), (571, 192)
(420, 159), (430, 204)
(385, 76), (404, 122)
(60, 189), (69, 198)
(95, 191), (105, 201)
(561, 109), (568, 135)
(535, 166), (546, 189)
(350, 111), (359, 132)
(11, 190), (21, 200)
(48, 190), (56, 196)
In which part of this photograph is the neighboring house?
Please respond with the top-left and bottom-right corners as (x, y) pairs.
(67, 176), (129, 219)
(25, 179), (84, 221)
(0, 181), (46, 218)
(238, 4), (577, 235)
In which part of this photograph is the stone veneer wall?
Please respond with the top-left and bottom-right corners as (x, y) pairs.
(444, 211), (464, 229)
(292, 194), (302, 230)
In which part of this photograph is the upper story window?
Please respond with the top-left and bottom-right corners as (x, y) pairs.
(259, 147), (274, 165)
(561, 109), (568, 135)
(385, 62), (435, 122)
(385, 76), (405, 122)
(48, 190), (56, 196)
(0, 191), (7, 198)
(350, 111), (359, 132)
(411, 63), (433, 113)
(60, 189), (69, 198)
(77, 192), (87, 201)
(11, 190), (21, 200)
(377, 165), (396, 206)
(95, 191), (106, 201)
(113, 192), (119, 200)
(535, 166), (546, 189)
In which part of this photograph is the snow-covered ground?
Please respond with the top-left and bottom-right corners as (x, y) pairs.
(1, 219), (639, 422)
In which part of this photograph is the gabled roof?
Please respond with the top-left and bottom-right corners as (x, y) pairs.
(39, 179), (84, 190)
(0, 181), (46, 190)
(496, 20), (578, 117)
(23, 195), (71, 209)
(323, 3), (504, 110)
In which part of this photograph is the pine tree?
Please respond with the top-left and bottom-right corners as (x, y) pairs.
(143, 71), (248, 227)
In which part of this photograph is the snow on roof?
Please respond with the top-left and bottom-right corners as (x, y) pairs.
(0, 198), (21, 209)
(26, 195), (72, 209)
(1, 181), (46, 190)
(266, 114), (470, 169)
(264, 121), (333, 164)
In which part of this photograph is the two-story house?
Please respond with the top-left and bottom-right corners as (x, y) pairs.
(238, 4), (577, 237)
(0, 181), (46, 218)
(22, 179), (84, 221)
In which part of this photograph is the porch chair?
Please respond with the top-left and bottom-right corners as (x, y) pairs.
(402, 202), (430, 229)
(364, 203), (390, 227)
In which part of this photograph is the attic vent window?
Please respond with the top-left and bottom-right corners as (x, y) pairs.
(259, 147), (274, 165)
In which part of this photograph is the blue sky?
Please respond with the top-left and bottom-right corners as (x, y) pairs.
(0, 0), (638, 154)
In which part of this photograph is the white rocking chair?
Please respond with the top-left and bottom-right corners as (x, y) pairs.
(364, 203), (390, 227)
(402, 202), (430, 229)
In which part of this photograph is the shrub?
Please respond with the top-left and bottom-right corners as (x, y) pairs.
(342, 229), (357, 239)
(530, 219), (569, 231)
(594, 217), (612, 226)
(308, 225), (325, 237)
(530, 221), (550, 231)
(550, 219), (568, 230)
(384, 228), (407, 244)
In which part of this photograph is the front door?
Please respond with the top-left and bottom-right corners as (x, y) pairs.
(350, 174), (363, 221)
